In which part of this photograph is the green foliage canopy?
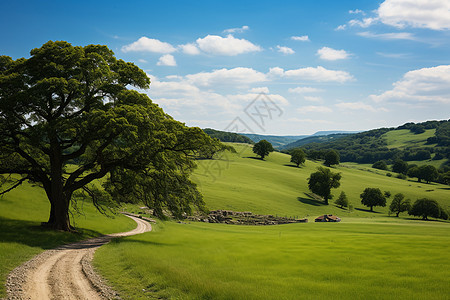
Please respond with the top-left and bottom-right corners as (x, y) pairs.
(409, 198), (445, 220)
(252, 139), (274, 160)
(324, 149), (340, 167)
(307, 167), (341, 205)
(0, 41), (216, 230)
(335, 191), (349, 208)
(290, 148), (306, 167)
(360, 188), (386, 212)
(389, 193), (411, 217)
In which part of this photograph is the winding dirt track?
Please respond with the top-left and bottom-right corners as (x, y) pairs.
(6, 214), (152, 300)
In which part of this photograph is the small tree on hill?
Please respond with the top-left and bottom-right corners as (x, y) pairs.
(252, 140), (274, 160)
(392, 159), (408, 174)
(324, 149), (340, 167)
(389, 193), (411, 217)
(418, 165), (438, 183)
(290, 148), (306, 167)
(409, 198), (442, 220)
(360, 188), (386, 212)
(335, 191), (349, 208)
(372, 160), (388, 170)
(307, 167), (341, 205)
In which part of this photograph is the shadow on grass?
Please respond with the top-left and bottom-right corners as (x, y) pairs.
(108, 238), (171, 247)
(244, 156), (263, 160)
(0, 216), (102, 250)
(283, 164), (303, 168)
(354, 208), (381, 214)
(438, 187), (450, 191)
(297, 197), (326, 206)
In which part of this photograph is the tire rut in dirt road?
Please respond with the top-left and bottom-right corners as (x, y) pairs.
(6, 215), (152, 300)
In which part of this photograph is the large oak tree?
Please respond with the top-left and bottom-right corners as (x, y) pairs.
(0, 41), (217, 230)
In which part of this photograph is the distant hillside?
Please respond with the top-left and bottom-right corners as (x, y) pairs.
(242, 131), (358, 149)
(240, 134), (306, 148)
(203, 128), (254, 144)
(282, 133), (351, 150)
(291, 120), (450, 166)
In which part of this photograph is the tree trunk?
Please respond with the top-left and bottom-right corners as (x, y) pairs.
(370, 206), (373, 212)
(52, 196), (71, 231)
(396, 212), (400, 217)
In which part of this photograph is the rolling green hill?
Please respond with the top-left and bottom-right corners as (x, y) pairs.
(287, 120), (449, 168)
(192, 144), (449, 217)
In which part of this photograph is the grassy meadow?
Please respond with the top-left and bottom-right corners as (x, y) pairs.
(0, 182), (136, 298)
(95, 219), (450, 299)
(192, 144), (450, 217)
(94, 144), (450, 299)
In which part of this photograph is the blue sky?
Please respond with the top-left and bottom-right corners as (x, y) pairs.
(1, 0), (449, 134)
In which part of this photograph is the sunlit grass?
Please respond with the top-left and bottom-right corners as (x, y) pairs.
(95, 219), (450, 299)
(193, 144), (450, 217)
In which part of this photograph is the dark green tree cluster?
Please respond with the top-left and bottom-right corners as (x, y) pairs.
(409, 198), (448, 220)
(299, 120), (449, 164)
(307, 167), (341, 205)
(203, 128), (254, 144)
(0, 41), (219, 230)
(372, 160), (388, 170)
(335, 191), (349, 208)
(360, 188), (386, 212)
(252, 140), (274, 160)
(289, 148), (306, 167)
(389, 193), (411, 217)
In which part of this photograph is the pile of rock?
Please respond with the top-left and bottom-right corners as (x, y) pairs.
(188, 210), (308, 225)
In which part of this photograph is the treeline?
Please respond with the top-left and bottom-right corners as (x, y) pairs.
(299, 120), (450, 164)
(203, 128), (254, 144)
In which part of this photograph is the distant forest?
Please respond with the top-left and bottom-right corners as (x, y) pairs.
(203, 128), (254, 144)
(296, 120), (449, 165)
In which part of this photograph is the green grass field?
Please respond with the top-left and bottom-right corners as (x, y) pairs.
(95, 219), (450, 299)
(192, 144), (450, 217)
(2, 143), (450, 299)
(0, 182), (136, 298)
(383, 129), (436, 149)
(94, 144), (450, 299)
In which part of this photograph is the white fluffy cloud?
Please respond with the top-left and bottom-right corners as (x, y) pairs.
(122, 37), (176, 53)
(223, 25), (249, 33)
(357, 31), (416, 40)
(335, 101), (387, 112)
(291, 35), (310, 41)
(185, 67), (267, 87)
(196, 34), (262, 56)
(371, 65), (450, 103)
(377, 0), (450, 30)
(157, 54), (176, 66)
(277, 46), (295, 55)
(276, 66), (354, 83)
(317, 47), (350, 60)
(288, 86), (322, 93)
(297, 105), (332, 113)
(342, 0), (450, 31)
(179, 43), (200, 55)
(249, 87), (270, 94)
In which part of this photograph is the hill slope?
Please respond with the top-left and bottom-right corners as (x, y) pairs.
(193, 144), (450, 218)
(286, 120), (449, 166)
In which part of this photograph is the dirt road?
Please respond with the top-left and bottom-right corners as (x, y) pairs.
(6, 214), (152, 300)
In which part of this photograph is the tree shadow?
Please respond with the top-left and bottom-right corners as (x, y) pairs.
(0, 216), (103, 250)
(297, 197), (326, 206)
(354, 207), (381, 214)
(244, 156), (263, 160)
(283, 164), (303, 168)
(438, 187), (450, 191)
